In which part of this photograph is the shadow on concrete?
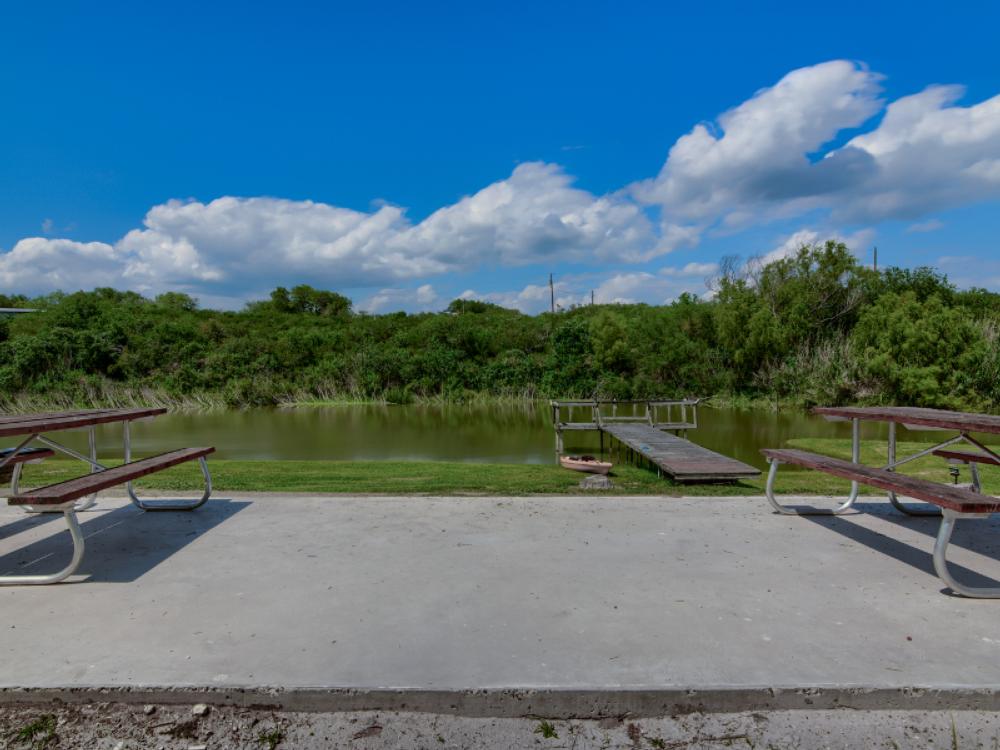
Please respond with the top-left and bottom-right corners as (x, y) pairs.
(0, 508), (64, 538)
(0, 499), (249, 583)
(801, 503), (1000, 591)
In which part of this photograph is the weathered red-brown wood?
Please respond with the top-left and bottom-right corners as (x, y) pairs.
(761, 448), (1000, 514)
(0, 409), (116, 425)
(8, 447), (215, 505)
(932, 449), (1000, 466)
(0, 447), (55, 466)
(0, 408), (167, 438)
(812, 406), (1000, 435)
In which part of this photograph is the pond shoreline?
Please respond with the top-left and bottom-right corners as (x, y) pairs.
(0, 387), (881, 415)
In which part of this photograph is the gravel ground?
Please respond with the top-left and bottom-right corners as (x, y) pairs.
(2, 703), (1000, 749)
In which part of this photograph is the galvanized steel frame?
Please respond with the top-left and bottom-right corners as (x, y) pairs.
(766, 414), (1000, 597)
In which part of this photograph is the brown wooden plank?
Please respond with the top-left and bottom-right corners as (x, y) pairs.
(812, 406), (1000, 435)
(932, 449), (1000, 466)
(761, 448), (1000, 514)
(603, 423), (760, 482)
(0, 409), (118, 425)
(0, 447), (55, 466)
(0, 408), (168, 438)
(8, 447), (215, 505)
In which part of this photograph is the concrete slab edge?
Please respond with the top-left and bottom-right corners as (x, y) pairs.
(1, 685), (999, 717)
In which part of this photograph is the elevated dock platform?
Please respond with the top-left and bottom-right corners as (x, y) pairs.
(551, 399), (760, 483)
(602, 422), (760, 482)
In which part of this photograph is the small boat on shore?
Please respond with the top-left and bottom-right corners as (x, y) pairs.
(559, 455), (612, 475)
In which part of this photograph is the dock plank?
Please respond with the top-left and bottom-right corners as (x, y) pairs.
(601, 423), (760, 482)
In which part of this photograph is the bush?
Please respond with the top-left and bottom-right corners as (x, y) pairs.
(851, 292), (988, 408)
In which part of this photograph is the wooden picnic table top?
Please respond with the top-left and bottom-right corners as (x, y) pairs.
(0, 408), (121, 425)
(811, 406), (1000, 435)
(0, 407), (167, 438)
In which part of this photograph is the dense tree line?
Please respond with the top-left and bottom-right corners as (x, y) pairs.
(1, 242), (999, 409)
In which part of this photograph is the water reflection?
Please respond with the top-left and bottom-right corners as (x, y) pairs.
(42, 403), (898, 470)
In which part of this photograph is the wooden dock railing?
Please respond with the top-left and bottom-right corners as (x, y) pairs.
(551, 399), (699, 429)
(550, 398), (700, 454)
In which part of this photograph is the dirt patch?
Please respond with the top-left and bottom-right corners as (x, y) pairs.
(1, 703), (1000, 749)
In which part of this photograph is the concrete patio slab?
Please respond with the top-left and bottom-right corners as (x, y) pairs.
(2, 494), (1000, 715)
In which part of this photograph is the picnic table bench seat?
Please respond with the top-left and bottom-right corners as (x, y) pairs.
(1, 447), (56, 489)
(0, 446), (55, 469)
(930, 449), (1000, 493)
(762, 447), (1000, 598)
(761, 448), (1000, 514)
(8, 447), (215, 505)
(931, 449), (1000, 466)
(2, 446), (215, 586)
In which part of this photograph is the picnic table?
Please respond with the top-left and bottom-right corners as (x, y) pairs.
(762, 406), (1000, 598)
(0, 408), (214, 585)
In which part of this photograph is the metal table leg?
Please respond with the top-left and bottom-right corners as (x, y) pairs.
(123, 421), (212, 511)
(18, 428), (104, 513)
(885, 422), (952, 516)
(0, 506), (85, 585)
(765, 418), (860, 515)
(933, 509), (1000, 598)
(74, 426), (100, 511)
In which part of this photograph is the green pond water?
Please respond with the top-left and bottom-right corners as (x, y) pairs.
(50, 404), (895, 471)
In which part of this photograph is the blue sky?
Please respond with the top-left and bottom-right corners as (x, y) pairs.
(2, 0), (999, 311)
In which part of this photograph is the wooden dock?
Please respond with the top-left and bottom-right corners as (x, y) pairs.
(551, 399), (760, 483)
(601, 423), (760, 483)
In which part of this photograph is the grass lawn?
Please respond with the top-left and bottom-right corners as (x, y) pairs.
(9, 438), (999, 496)
(13, 459), (667, 495)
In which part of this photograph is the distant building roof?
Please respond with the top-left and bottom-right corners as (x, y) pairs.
(0, 308), (37, 314)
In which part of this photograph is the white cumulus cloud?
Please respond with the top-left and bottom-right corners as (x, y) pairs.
(1, 163), (665, 298)
(0, 238), (124, 292)
(458, 282), (567, 314)
(761, 227), (876, 265)
(458, 262), (717, 313)
(3, 60), (1000, 305)
(834, 85), (1000, 220)
(359, 283), (439, 313)
(593, 262), (718, 305)
(634, 61), (1000, 238)
(634, 60), (885, 226)
(393, 162), (666, 265)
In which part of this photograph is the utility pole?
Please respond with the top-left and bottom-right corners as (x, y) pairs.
(549, 273), (555, 314)
(873, 246), (878, 272)
(591, 290), (595, 305)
